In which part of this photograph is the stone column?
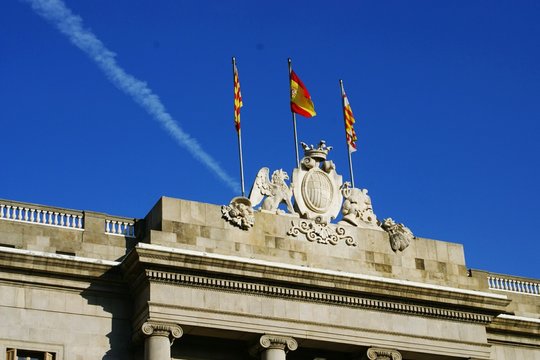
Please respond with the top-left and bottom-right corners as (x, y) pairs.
(363, 347), (402, 360)
(141, 322), (183, 360)
(259, 334), (298, 360)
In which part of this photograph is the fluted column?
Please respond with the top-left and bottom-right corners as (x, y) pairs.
(364, 347), (402, 360)
(141, 322), (183, 360)
(259, 334), (298, 360)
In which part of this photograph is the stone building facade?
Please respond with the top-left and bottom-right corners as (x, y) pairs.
(0, 196), (538, 359)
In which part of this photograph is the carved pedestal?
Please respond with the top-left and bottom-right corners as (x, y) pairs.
(141, 322), (183, 360)
(259, 335), (298, 360)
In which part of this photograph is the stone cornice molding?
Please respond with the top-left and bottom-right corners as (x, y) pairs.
(488, 314), (540, 338)
(259, 334), (298, 352)
(0, 247), (120, 278)
(365, 347), (402, 360)
(144, 270), (494, 324)
(141, 321), (183, 344)
(127, 244), (509, 316)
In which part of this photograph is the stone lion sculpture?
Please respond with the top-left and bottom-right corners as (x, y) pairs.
(339, 182), (378, 227)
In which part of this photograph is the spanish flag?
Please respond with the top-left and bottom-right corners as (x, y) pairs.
(290, 70), (316, 118)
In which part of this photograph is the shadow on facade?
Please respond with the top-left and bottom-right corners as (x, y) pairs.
(80, 266), (133, 360)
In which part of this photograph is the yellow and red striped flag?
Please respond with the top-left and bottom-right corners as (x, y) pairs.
(290, 70), (316, 118)
(342, 89), (358, 152)
(233, 60), (243, 132)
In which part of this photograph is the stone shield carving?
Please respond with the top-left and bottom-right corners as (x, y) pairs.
(292, 141), (342, 224)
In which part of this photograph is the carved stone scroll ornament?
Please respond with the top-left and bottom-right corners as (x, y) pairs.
(248, 168), (294, 214)
(288, 219), (357, 246)
(379, 217), (415, 252)
(339, 182), (378, 228)
(141, 321), (183, 345)
(365, 347), (402, 360)
(259, 334), (298, 352)
(221, 196), (255, 230)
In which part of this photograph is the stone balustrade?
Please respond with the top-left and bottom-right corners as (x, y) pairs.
(105, 218), (136, 238)
(0, 201), (83, 230)
(488, 276), (540, 296)
(0, 199), (137, 238)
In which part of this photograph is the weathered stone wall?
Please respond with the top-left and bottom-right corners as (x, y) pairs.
(0, 196), (538, 360)
(143, 197), (473, 289)
(0, 258), (131, 360)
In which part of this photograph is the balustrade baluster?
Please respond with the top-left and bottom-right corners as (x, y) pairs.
(0, 204), (4, 219)
(30, 209), (35, 222)
(105, 220), (111, 233)
(23, 208), (29, 221)
(6, 206), (12, 220)
(17, 207), (22, 220)
(112, 221), (118, 234)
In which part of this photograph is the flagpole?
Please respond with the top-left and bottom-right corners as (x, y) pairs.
(289, 58), (300, 168)
(340, 79), (355, 188)
(238, 128), (246, 196)
(232, 57), (246, 197)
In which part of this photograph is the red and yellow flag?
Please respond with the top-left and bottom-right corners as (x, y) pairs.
(342, 91), (358, 152)
(290, 70), (316, 118)
(233, 61), (243, 132)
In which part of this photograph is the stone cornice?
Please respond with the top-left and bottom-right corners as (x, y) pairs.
(0, 246), (118, 279)
(145, 269), (493, 324)
(488, 314), (540, 338)
(128, 243), (510, 317)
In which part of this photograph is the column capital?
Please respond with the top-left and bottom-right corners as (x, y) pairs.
(141, 321), (183, 341)
(365, 347), (402, 360)
(259, 334), (298, 352)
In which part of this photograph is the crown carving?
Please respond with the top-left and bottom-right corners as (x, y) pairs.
(301, 140), (332, 161)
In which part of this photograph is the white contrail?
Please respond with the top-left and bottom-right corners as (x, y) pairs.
(22, 0), (239, 192)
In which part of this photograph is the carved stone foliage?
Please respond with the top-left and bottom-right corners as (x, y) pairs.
(292, 141), (343, 224)
(379, 218), (415, 252)
(221, 196), (255, 230)
(288, 219), (356, 246)
(339, 182), (378, 228)
(365, 347), (402, 360)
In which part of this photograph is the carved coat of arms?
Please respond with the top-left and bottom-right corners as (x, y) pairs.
(292, 141), (343, 224)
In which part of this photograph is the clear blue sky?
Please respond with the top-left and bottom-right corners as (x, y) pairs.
(1, 0), (539, 278)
